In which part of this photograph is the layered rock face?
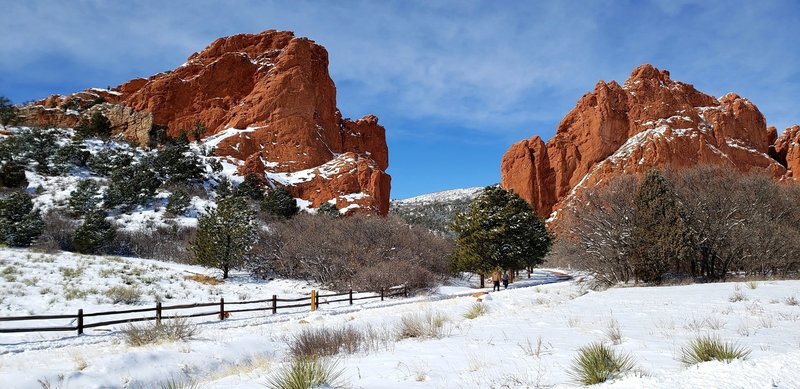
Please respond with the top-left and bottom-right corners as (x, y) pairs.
(20, 30), (390, 215)
(501, 64), (794, 218)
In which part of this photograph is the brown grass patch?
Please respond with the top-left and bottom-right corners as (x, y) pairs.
(185, 273), (223, 285)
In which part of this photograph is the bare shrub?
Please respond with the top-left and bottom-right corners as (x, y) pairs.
(121, 317), (197, 346)
(104, 285), (142, 304)
(31, 210), (77, 252)
(605, 318), (623, 345)
(289, 327), (363, 359)
(397, 311), (448, 340)
(254, 214), (452, 291)
(107, 225), (195, 262)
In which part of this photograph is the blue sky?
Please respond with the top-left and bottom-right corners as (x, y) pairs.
(1, 1), (798, 198)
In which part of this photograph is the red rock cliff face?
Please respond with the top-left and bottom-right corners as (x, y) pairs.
(24, 30), (390, 215)
(501, 64), (792, 219)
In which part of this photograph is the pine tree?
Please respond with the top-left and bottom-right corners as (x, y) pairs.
(261, 186), (299, 219)
(191, 196), (257, 278)
(0, 162), (26, 188)
(236, 173), (265, 201)
(317, 201), (340, 217)
(0, 96), (16, 127)
(450, 185), (551, 286)
(152, 135), (203, 185)
(88, 148), (134, 176)
(0, 193), (44, 247)
(166, 188), (192, 216)
(629, 170), (695, 284)
(103, 163), (161, 210)
(72, 210), (115, 254)
(215, 176), (233, 199)
(68, 180), (101, 216)
(53, 140), (91, 173)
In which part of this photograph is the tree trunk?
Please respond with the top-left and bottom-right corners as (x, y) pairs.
(479, 274), (485, 288)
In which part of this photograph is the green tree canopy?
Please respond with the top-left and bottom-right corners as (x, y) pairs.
(0, 193), (44, 247)
(0, 96), (16, 127)
(236, 173), (265, 201)
(261, 186), (299, 219)
(451, 185), (552, 278)
(630, 169), (695, 284)
(68, 179), (101, 216)
(191, 196), (257, 278)
(72, 210), (115, 254)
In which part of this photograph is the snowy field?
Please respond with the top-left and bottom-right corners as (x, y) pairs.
(1, 250), (800, 388)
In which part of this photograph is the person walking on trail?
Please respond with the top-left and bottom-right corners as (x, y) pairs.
(502, 271), (509, 289)
(491, 270), (501, 292)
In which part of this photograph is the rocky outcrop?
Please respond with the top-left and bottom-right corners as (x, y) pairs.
(501, 64), (791, 218)
(774, 125), (800, 177)
(20, 30), (390, 215)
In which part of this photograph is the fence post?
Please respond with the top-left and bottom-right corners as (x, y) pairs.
(349, 289), (353, 305)
(77, 309), (83, 335)
(380, 288), (384, 301)
(219, 298), (225, 320)
(310, 289), (316, 312)
(272, 295), (277, 314)
(156, 302), (162, 325)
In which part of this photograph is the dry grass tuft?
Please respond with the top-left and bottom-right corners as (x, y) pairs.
(185, 273), (222, 285)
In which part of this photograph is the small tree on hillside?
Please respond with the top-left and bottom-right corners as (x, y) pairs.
(451, 185), (552, 287)
(236, 173), (265, 201)
(191, 196), (257, 278)
(0, 193), (44, 247)
(261, 186), (299, 219)
(68, 180), (101, 216)
(0, 96), (16, 127)
(166, 188), (192, 216)
(103, 163), (161, 210)
(630, 170), (695, 284)
(317, 201), (340, 217)
(72, 210), (115, 254)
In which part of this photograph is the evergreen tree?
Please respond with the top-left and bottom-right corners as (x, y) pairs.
(72, 210), (115, 254)
(0, 193), (44, 247)
(236, 173), (265, 201)
(191, 122), (207, 141)
(0, 162), (27, 189)
(0, 96), (16, 127)
(450, 185), (551, 286)
(151, 136), (203, 185)
(68, 180), (101, 216)
(191, 196), (256, 278)
(88, 148), (134, 176)
(317, 201), (340, 217)
(103, 163), (161, 210)
(629, 170), (695, 284)
(166, 188), (192, 216)
(261, 186), (299, 219)
(215, 176), (233, 199)
(53, 140), (91, 173)
(17, 127), (58, 174)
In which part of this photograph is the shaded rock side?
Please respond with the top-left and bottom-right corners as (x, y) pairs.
(501, 64), (789, 218)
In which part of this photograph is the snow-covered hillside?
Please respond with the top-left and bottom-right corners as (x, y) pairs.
(1, 249), (799, 388)
(393, 187), (483, 205)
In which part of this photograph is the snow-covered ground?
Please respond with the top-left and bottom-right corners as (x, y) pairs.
(1, 250), (799, 388)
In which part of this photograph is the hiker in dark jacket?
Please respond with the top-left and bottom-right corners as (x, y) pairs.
(502, 271), (509, 289)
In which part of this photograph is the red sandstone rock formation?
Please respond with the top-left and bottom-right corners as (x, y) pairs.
(23, 30), (390, 215)
(774, 125), (800, 178)
(501, 64), (792, 219)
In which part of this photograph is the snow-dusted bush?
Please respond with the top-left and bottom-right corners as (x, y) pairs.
(121, 317), (197, 346)
(72, 210), (115, 254)
(463, 302), (488, 319)
(104, 285), (142, 304)
(397, 311), (448, 340)
(679, 335), (751, 365)
(289, 327), (363, 359)
(0, 192), (44, 247)
(568, 342), (636, 385)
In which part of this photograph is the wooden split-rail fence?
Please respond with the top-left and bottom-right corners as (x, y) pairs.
(0, 286), (407, 336)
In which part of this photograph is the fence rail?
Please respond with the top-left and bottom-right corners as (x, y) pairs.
(0, 286), (407, 336)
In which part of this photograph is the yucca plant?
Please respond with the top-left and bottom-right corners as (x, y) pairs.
(679, 335), (751, 365)
(463, 302), (488, 319)
(568, 342), (636, 385)
(265, 357), (346, 389)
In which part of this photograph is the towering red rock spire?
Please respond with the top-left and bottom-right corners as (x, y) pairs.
(501, 64), (791, 219)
